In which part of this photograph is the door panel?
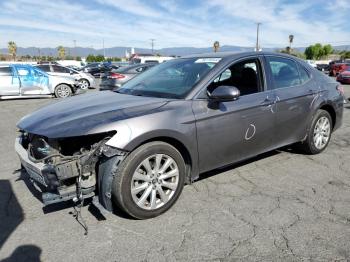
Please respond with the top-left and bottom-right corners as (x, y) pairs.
(16, 66), (49, 95)
(274, 81), (317, 146)
(264, 56), (318, 147)
(192, 90), (276, 173)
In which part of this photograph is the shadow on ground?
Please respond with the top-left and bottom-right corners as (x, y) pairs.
(0, 179), (42, 261)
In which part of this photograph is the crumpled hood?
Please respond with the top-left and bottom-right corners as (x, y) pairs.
(17, 91), (168, 138)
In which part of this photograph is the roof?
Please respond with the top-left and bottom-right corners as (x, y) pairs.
(181, 51), (297, 59)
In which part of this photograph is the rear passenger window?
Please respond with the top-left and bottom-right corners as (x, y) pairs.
(36, 65), (50, 72)
(267, 57), (301, 89)
(298, 65), (310, 84)
(0, 67), (12, 76)
(52, 65), (70, 73)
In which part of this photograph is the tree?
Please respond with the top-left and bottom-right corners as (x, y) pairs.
(288, 35), (294, 54)
(323, 44), (333, 57)
(86, 54), (96, 62)
(304, 43), (333, 60)
(213, 41), (220, 53)
(57, 46), (66, 60)
(95, 54), (105, 62)
(8, 41), (17, 61)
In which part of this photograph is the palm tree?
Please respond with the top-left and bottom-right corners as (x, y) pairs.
(8, 41), (17, 61)
(57, 46), (66, 60)
(288, 35), (294, 54)
(213, 41), (220, 53)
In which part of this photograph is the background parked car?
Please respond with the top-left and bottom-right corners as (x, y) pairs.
(0, 64), (80, 99)
(99, 63), (156, 90)
(336, 67), (350, 84)
(79, 62), (120, 78)
(316, 63), (329, 72)
(35, 64), (95, 90)
(329, 62), (350, 76)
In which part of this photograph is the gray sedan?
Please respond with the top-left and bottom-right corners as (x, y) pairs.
(99, 63), (156, 90)
(16, 52), (344, 220)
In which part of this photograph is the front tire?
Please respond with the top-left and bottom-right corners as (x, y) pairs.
(299, 109), (332, 154)
(112, 142), (186, 219)
(54, 84), (72, 98)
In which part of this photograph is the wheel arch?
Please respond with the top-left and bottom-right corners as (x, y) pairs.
(319, 103), (336, 128)
(138, 136), (193, 184)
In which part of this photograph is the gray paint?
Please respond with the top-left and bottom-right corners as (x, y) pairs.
(17, 52), (344, 180)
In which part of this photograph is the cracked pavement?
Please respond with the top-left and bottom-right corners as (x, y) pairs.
(1, 85), (350, 261)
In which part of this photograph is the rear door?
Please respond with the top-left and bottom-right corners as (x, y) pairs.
(264, 55), (318, 147)
(0, 66), (20, 96)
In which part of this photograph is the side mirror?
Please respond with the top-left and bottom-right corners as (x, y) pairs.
(207, 85), (240, 101)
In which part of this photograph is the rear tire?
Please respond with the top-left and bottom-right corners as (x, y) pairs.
(112, 141), (186, 219)
(54, 84), (72, 98)
(299, 109), (332, 154)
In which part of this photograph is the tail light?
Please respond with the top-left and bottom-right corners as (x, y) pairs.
(109, 73), (125, 79)
(336, 85), (344, 96)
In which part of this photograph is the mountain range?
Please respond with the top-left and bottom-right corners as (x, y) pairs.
(1, 45), (349, 57)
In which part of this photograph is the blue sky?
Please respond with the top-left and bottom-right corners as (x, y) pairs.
(0, 0), (349, 49)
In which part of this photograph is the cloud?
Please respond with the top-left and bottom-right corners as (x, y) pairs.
(0, 0), (349, 49)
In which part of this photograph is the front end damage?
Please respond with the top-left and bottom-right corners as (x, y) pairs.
(15, 130), (126, 213)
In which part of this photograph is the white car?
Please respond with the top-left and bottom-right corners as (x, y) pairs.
(35, 64), (95, 90)
(0, 64), (81, 99)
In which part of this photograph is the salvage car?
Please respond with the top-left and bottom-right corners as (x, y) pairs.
(0, 64), (81, 99)
(35, 64), (95, 90)
(99, 63), (156, 90)
(15, 52), (344, 219)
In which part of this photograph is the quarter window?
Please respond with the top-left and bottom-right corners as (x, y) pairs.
(298, 65), (310, 84)
(266, 57), (301, 89)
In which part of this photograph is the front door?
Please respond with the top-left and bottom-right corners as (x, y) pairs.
(0, 66), (20, 96)
(192, 58), (277, 173)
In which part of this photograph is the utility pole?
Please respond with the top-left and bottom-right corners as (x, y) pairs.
(150, 39), (155, 54)
(103, 38), (105, 58)
(255, 22), (261, 52)
(73, 40), (76, 57)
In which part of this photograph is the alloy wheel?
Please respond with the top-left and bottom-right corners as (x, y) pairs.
(130, 154), (179, 210)
(313, 116), (331, 150)
(56, 85), (70, 98)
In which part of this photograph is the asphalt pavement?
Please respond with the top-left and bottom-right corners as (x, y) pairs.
(0, 83), (350, 262)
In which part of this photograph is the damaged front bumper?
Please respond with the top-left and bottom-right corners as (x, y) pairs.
(15, 136), (95, 205)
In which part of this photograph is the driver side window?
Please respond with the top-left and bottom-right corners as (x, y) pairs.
(208, 59), (263, 96)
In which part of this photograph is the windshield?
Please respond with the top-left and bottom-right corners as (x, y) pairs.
(117, 58), (220, 98)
